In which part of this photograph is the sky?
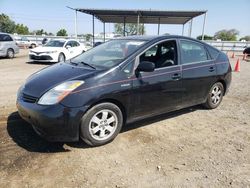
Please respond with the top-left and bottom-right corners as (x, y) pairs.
(0, 0), (250, 38)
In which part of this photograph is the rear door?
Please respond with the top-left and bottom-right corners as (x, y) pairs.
(179, 39), (217, 107)
(130, 39), (183, 119)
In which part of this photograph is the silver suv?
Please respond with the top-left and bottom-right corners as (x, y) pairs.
(0, 33), (19, 58)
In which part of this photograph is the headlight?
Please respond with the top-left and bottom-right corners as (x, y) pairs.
(38, 80), (84, 105)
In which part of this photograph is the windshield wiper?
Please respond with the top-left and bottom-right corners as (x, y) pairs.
(69, 60), (78, 66)
(79, 61), (96, 69)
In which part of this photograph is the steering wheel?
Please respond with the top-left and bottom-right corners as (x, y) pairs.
(161, 60), (175, 67)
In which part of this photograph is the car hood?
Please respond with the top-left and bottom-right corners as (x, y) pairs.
(22, 63), (99, 97)
(31, 46), (62, 52)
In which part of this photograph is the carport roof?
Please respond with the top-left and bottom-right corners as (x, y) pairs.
(75, 8), (207, 24)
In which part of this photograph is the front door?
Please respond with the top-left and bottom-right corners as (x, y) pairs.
(130, 40), (183, 120)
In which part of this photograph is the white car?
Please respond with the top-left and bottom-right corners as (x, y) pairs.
(15, 36), (38, 48)
(29, 39), (87, 62)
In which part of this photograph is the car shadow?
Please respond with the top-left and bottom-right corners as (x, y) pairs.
(7, 105), (204, 153)
(26, 61), (55, 65)
(7, 112), (72, 153)
(122, 105), (203, 133)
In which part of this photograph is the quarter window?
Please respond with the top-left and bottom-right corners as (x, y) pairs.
(206, 46), (219, 60)
(180, 40), (209, 64)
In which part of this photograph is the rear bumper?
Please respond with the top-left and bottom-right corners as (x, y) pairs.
(16, 98), (88, 142)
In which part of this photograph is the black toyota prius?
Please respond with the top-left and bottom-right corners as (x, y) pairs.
(17, 35), (232, 146)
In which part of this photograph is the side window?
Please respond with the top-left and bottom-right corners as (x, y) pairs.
(66, 41), (72, 47)
(75, 41), (80, 47)
(71, 41), (79, 47)
(6, 35), (13, 41)
(180, 40), (209, 64)
(0, 34), (13, 41)
(139, 40), (178, 69)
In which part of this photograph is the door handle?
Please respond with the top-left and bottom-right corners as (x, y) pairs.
(209, 66), (215, 72)
(171, 73), (181, 80)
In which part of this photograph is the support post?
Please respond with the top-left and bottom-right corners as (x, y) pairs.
(103, 22), (105, 42)
(123, 17), (126, 36)
(189, 19), (193, 37)
(74, 10), (78, 39)
(158, 18), (160, 35)
(92, 15), (95, 46)
(201, 12), (207, 41)
(137, 14), (140, 35)
(182, 24), (184, 36)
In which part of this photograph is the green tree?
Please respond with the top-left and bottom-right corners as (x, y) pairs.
(196, 35), (213, 40)
(240, 35), (250, 41)
(84, 34), (93, 41)
(34, 29), (48, 35)
(114, 23), (145, 36)
(214, 29), (239, 41)
(15, 24), (29, 35)
(0, 13), (16, 33)
(56, 29), (67, 36)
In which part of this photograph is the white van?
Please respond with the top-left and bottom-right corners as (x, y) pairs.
(0, 32), (19, 58)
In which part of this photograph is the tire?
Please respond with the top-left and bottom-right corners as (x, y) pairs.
(80, 102), (123, 146)
(58, 53), (65, 62)
(203, 82), (224, 109)
(6, 49), (14, 59)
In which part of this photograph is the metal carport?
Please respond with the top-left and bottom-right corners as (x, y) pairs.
(67, 8), (207, 45)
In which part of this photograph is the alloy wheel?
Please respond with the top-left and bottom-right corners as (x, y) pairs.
(211, 85), (222, 105)
(89, 109), (118, 141)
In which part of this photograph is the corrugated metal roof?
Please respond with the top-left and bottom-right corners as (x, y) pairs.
(75, 8), (207, 24)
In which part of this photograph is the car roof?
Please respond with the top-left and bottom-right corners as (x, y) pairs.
(115, 35), (212, 48)
(0, 32), (11, 36)
(116, 35), (205, 42)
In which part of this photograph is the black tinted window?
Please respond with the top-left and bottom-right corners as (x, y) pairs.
(140, 40), (178, 69)
(207, 46), (219, 59)
(180, 40), (209, 64)
(72, 41), (80, 47)
(0, 34), (13, 41)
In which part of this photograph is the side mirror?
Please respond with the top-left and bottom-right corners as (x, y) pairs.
(136, 61), (155, 72)
(65, 45), (71, 49)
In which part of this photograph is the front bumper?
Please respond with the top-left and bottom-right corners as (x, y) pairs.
(16, 95), (88, 142)
(29, 52), (58, 62)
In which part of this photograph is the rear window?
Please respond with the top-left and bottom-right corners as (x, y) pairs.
(206, 46), (219, 60)
(0, 34), (13, 42)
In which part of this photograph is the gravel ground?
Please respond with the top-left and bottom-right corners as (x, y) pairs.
(0, 50), (249, 188)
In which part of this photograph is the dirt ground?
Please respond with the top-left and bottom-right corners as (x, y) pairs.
(0, 50), (249, 188)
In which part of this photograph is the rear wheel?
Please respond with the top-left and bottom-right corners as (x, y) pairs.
(80, 103), (123, 146)
(203, 82), (224, 109)
(7, 49), (14, 59)
(58, 53), (65, 62)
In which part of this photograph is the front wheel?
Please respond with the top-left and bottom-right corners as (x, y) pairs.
(7, 49), (14, 58)
(203, 82), (224, 109)
(80, 103), (123, 146)
(58, 53), (65, 62)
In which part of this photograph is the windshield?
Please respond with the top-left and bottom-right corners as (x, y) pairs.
(45, 40), (65, 47)
(70, 39), (146, 68)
